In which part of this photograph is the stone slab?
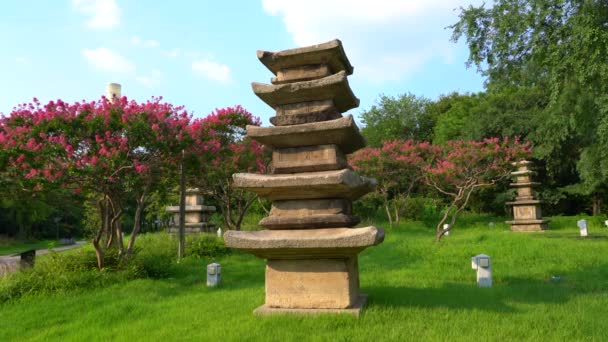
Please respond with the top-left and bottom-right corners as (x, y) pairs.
(272, 145), (347, 173)
(259, 214), (360, 229)
(276, 99), (335, 116)
(507, 222), (549, 232)
(506, 200), (543, 205)
(264, 257), (359, 309)
(272, 64), (332, 84)
(512, 205), (543, 220)
(270, 111), (342, 126)
(252, 71), (359, 113)
(166, 205), (216, 213)
(257, 39), (354, 76)
(270, 199), (352, 216)
(246, 115), (366, 154)
(224, 226), (385, 259)
(510, 182), (540, 188)
(232, 169), (376, 201)
(254, 294), (367, 317)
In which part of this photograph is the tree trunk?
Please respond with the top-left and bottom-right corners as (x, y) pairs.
(178, 153), (186, 260)
(94, 199), (106, 269)
(592, 192), (602, 215)
(384, 203), (393, 227)
(126, 192), (146, 257)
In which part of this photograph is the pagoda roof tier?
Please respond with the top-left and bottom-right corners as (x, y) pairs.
(509, 182), (540, 187)
(252, 71), (359, 113)
(233, 169), (376, 201)
(511, 170), (536, 176)
(166, 205), (216, 213)
(256, 39), (354, 76)
(506, 200), (543, 205)
(224, 227), (384, 259)
(247, 115), (365, 154)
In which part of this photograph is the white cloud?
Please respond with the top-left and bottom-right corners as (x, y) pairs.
(164, 48), (181, 58)
(261, 0), (480, 82)
(192, 60), (231, 83)
(73, 0), (120, 29)
(131, 36), (160, 48)
(136, 70), (162, 88)
(82, 47), (135, 73)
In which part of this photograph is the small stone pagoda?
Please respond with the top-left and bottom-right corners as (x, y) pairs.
(225, 39), (384, 315)
(166, 188), (216, 234)
(506, 161), (549, 231)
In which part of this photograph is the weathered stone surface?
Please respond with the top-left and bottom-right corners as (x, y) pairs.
(272, 64), (332, 84)
(264, 257), (359, 309)
(276, 99), (335, 116)
(233, 169), (376, 201)
(247, 115), (366, 154)
(224, 226), (384, 259)
(168, 223), (216, 234)
(257, 39), (354, 76)
(272, 145), (347, 173)
(252, 71), (359, 113)
(270, 111), (341, 126)
(259, 214), (359, 229)
(166, 205), (216, 213)
(505, 219), (549, 231)
(270, 199), (352, 216)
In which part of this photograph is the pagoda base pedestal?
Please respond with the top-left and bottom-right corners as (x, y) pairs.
(265, 257), (360, 309)
(506, 219), (549, 232)
(254, 294), (368, 317)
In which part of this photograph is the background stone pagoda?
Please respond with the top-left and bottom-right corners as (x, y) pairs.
(166, 188), (216, 234)
(225, 39), (384, 315)
(506, 160), (549, 231)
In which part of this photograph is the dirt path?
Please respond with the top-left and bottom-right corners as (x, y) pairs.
(0, 241), (87, 276)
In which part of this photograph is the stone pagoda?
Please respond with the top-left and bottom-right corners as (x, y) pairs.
(224, 39), (384, 316)
(506, 160), (549, 231)
(166, 188), (216, 234)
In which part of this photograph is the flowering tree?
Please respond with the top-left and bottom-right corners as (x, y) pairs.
(424, 138), (531, 241)
(188, 106), (269, 230)
(349, 139), (437, 225)
(0, 97), (192, 268)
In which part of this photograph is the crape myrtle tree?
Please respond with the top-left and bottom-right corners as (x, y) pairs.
(349, 139), (437, 226)
(451, 0), (608, 214)
(188, 106), (269, 231)
(0, 97), (192, 268)
(424, 138), (531, 241)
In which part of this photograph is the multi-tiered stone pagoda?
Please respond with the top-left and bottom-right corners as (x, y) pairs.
(506, 161), (549, 231)
(225, 40), (384, 315)
(166, 188), (216, 234)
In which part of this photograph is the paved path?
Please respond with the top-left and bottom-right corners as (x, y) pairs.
(0, 241), (87, 276)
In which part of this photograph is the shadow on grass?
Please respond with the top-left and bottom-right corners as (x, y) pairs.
(366, 262), (608, 313)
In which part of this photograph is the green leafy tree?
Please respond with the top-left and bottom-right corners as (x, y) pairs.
(452, 0), (608, 214)
(360, 93), (434, 147)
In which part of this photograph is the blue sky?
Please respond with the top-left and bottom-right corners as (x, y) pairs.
(0, 0), (485, 125)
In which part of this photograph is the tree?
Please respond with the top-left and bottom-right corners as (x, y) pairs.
(188, 106), (269, 231)
(451, 0), (608, 214)
(349, 139), (437, 225)
(360, 93), (434, 147)
(423, 138), (531, 241)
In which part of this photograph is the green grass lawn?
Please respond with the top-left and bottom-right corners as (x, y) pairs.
(1, 215), (608, 341)
(0, 239), (55, 256)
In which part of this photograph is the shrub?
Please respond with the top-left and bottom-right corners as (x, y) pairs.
(187, 235), (231, 258)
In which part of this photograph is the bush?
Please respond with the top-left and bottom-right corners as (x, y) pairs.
(187, 234), (231, 258)
(353, 192), (385, 220)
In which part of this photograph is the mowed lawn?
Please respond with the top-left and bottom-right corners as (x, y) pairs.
(1, 215), (608, 341)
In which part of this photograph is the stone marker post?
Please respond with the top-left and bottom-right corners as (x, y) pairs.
(443, 223), (450, 236)
(207, 263), (221, 287)
(577, 219), (588, 237)
(224, 40), (384, 316)
(471, 254), (492, 288)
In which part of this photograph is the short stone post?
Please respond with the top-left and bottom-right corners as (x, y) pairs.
(471, 254), (492, 288)
(207, 263), (221, 287)
(604, 220), (608, 228)
(443, 223), (450, 236)
(217, 227), (222, 238)
(577, 219), (588, 237)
